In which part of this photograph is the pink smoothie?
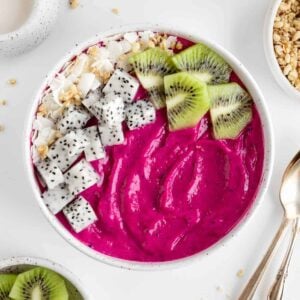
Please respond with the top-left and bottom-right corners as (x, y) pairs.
(38, 34), (264, 262)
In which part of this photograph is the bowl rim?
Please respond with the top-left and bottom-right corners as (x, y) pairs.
(23, 23), (274, 271)
(0, 256), (90, 299)
(0, 0), (59, 42)
(263, 0), (300, 98)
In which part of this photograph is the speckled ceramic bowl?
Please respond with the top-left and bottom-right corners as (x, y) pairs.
(0, 256), (90, 299)
(25, 24), (274, 270)
(0, 0), (60, 56)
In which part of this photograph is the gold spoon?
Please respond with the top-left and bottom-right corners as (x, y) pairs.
(239, 151), (300, 300)
(268, 218), (299, 300)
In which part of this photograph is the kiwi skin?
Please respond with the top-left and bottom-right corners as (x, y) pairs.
(129, 47), (176, 108)
(9, 267), (69, 300)
(171, 43), (232, 84)
(208, 83), (253, 139)
(164, 72), (210, 131)
(0, 274), (17, 299)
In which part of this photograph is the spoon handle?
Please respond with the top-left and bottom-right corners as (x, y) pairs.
(267, 218), (299, 300)
(238, 217), (290, 300)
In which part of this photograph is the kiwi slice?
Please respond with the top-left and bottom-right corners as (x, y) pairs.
(9, 267), (68, 300)
(171, 43), (232, 84)
(129, 48), (176, 108)
(164, 72), (210, 131)
(0, 274), (17, 300)
(209, 82), (253, 139)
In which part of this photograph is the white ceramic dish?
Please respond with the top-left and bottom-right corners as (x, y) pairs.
(24, 24), (274, 270)
(264, 0), (300, 99)
(0, 0), (60, 57)
(0, 256), (90, 299)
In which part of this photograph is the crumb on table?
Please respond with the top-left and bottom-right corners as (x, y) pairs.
(0, 124), (5, 132)
(69, 0), (79, 9)
(236, 269), (245, 278)
(0, 99), (7, 106)
(7, 79), (17, 85)
(111, 8), (119, 15)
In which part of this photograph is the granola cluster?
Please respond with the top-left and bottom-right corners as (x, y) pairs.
(273, 0), (300, 90)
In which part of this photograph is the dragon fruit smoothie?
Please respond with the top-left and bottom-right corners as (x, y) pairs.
(31, 31), (264, 262)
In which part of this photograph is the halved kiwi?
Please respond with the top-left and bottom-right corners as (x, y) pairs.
(171, 43), (232, 84)
(208, 82), (253, 139)
(0, 274), (17, 300)
(164, 72), (210, 131)
(129, 48), (176, 108)
(9, 267), (68, 300)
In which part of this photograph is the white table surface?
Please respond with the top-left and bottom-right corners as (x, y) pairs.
(1, 0), (300, 299)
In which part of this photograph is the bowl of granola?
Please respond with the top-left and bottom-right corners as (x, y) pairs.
(264, 0), (300, 98)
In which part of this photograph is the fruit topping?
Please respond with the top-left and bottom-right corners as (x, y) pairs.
(209, 82), (253, 139)
(129, 48), (176, 108)
(125, 100), (156, 130)
(42, 183), (74, 214)
(83, 126), (105, 161)
(63, 196), (98, 233)
(56, 105), (90, 135)
(102, 69), (139, 103)
(164, 72), (210, 131)
(98, 123), (124, 146)
(9, 267), (68, 300)
(171, 43), (232, 84)
(64, 159), (100, 196)
(35, 159), (64, 190)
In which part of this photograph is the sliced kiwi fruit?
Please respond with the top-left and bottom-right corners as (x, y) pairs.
(65, 279), (84, 300)
(129, 48), (176, 108)
(164, 72), (210, 131)
(9, 267), (68, 300)
(209, 82), (253, 139)
(0, 274), (17, 300)
(171, 43), (232, 84)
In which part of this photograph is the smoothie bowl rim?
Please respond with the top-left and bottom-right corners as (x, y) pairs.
(0, 256), (90, 299)
(24, 23), (274, 271)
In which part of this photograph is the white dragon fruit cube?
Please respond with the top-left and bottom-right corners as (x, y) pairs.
(64, 159), (100, 196)
(83, 126), (105, 162)
(82, 88), (102, 115)
(42, 183), (74, 214)
(57, 105), (90, 135)
(125, 100), (156, 130)
(63, 196), (98, 233)
(47, 142), (79, 173)
(47, 131), (89, 172)
(92, 95), (124, 126)
(36, 159), (64, 189)
(98, 124), (124, 146)
(103, 69), (139, 103)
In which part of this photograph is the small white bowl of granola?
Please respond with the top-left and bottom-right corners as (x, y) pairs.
(264, 0), (300, 98)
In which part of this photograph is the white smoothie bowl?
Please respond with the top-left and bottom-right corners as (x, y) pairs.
(0, 0), (60, 56)
(24, 24), (274, 271)
(0, 256), (90, 299)
(264, 0), (300, 99)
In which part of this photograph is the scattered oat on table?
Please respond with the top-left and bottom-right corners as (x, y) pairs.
(7, 78), (17, 85)
(273, 0), (300, 90)
(111, 8), (119, 15)
(236, 268), (245, 278)
(0, 99), (7, 106)
(69, 0), (79, 9)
